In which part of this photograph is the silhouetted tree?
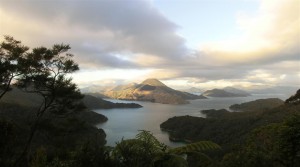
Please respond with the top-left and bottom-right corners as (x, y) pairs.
(13, 42), (84, 166)
(285, 89), (300, 105)
(0, 36), (29, 99)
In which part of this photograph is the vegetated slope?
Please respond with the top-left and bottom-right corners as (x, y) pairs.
(83, 95), (142, 109)
(160, 96), (299, 153)
(0, 88), (109, 128)
(0, 89), (108, 160)
(203, 87), (251, 97)
(229, 98), (284, 111)
(104, 78), (206, 104)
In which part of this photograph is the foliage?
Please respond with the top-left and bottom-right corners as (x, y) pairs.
(30, 147), (48, 167)
(277, 114), (300, 167)
(70, 141), (113, 167)
(17, 43), (84, 115)
(161, 102), (300, 153)
(0, 35), (84, 116)
(112, 130), (220, 167)
(170, 141), (221, 155)
(0, 119), (16, 167)
(285, 89), (300, 105)
(0, 36), (29, 99)
(229, 98), (284, 112)
(0, 128), (219, 167)
(0, 36), (85, 166)
(112, 131), (167, 167)
(221, 114), (300, 167)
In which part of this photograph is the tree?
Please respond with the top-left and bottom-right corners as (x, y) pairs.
(285, 89), (300, 105)
(0, 36), (29, 99)
(278, 114), (300, 167)
(13, 42), (84, 166)
(221, 114), (300, 167)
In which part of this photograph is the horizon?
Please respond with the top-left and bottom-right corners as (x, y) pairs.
(79, 77), (299, 98)
(1, 0), (299, 90)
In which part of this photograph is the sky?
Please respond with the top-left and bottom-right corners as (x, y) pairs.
(0, 0), (299, 90)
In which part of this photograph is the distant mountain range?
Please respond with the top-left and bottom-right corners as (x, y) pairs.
(103, 78), (206, 104)
(202, 87), (251, 97)
(223, 87), (251, 96)
(248, 86), (299, 97)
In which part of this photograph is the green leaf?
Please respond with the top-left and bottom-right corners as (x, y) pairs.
(169, 141), (221, 155)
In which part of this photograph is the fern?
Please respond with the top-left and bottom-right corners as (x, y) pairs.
(136, 130), (168, 151)
(169, 141), (221, 155)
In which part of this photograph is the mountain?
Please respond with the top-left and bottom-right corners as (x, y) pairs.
(141, 78), (167, 87)
(181, 87), (203, 95)
(223, 87), (251, 96)
(83, 94), (142, 109)
(80, 84), (117, 94)
(248, 86), (298, 97)
(104, 78), (207, 104)
(203, 88), (250, 97)
(203, 89), (241, 97)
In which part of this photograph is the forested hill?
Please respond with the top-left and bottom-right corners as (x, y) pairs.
(229, 98), (284, 111)
(160, 91), (300, 151)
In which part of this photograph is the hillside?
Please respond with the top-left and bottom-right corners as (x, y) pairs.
(229, 98), (284, 111)
(203, 87), (251, 97)
(160, 95), (299, 153)
(0, 89), (109, 164)
(181, 87), (203, 95)
(223, 86), (251, 96)
(104, 78), (206, 104)
(83, 95), (142, 109)
(0, 88), (109, 125)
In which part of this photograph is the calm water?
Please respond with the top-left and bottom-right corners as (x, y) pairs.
(95, 94), (289, 147)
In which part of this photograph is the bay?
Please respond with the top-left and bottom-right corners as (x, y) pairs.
(95, 94), (288, 147)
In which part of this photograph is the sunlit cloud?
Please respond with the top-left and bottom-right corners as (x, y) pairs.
(200, 0), (299, 65)
(0, 0), (188, 68)
(0, 0), (298, 89)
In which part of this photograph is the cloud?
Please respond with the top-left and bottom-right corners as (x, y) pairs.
(0, 0), (188, 68)
(0, 0), (299, 89)
(199, 0), (299, 65)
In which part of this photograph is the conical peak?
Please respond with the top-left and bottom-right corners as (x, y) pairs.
(141, 78), (166, 87)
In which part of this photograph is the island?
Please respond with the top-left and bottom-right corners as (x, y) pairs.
(103, 78), (207, 104)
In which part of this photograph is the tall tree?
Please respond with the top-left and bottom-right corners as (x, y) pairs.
(0, 36), (29, 99)
(14, 43), (84, 166)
